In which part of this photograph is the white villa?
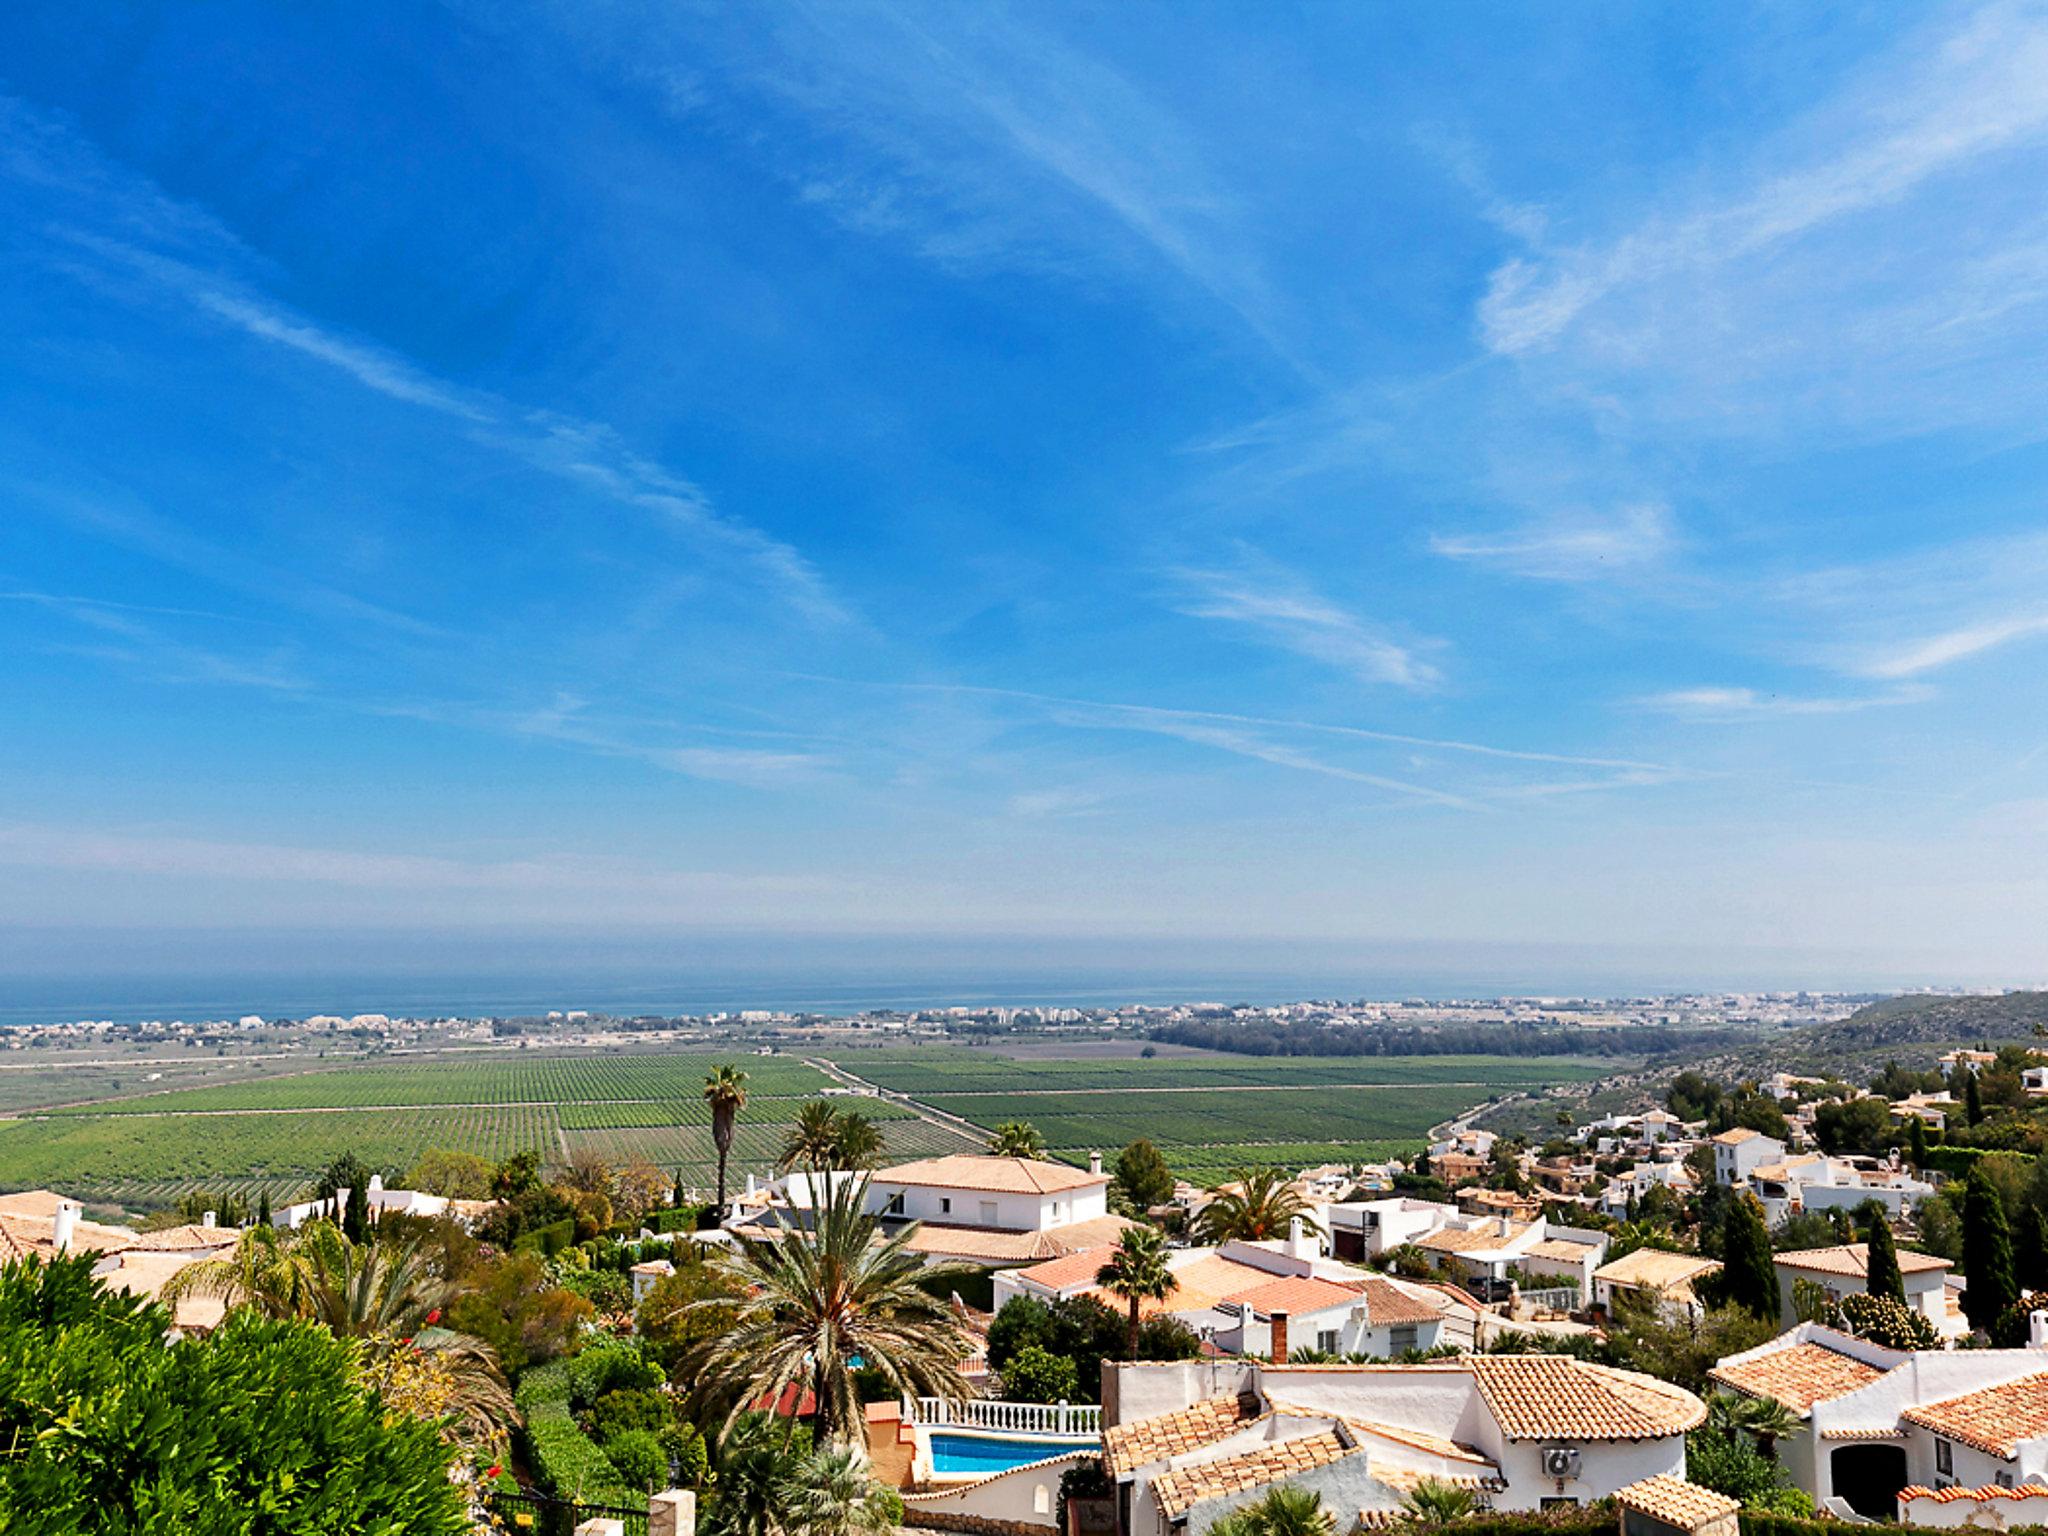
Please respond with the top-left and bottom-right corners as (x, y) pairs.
(1713, 1321), (2048, 1524)
(276, 1174), (493, 1230)
(1101, 1353), (1704, 1536)
(1771, 1244), (1959, 1336)
(995, 1231), (1459, 1359)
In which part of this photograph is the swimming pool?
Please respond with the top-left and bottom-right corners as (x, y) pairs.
(929, 1430), (1100, 1476)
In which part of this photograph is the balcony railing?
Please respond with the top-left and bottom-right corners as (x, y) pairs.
(911, 1397), (1102, 1435)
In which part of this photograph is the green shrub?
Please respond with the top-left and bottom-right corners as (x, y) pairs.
(0, 1255), (466, 1534)
(588, 1386), (669, 1443)
(513, 1217), (577, 1256)
(1003, 1344), (1079, 1404)
(513, 1361), (636, 1506)
(603, 1429), (665, 1493)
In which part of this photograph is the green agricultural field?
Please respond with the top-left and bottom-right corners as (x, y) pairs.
(553, 1093), (921, 1130)
(916, 1083), (1491, 1152)
(560, 1117), (982, 1183)
(837, 1048), (1613, 1096)
(43, 1051), (833, 1114)
(1164, 1142), (1423, 1185)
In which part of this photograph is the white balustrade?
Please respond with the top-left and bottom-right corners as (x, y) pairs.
(910, 1396), (1101, 1435)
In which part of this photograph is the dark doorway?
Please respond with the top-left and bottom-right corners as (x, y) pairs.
(1831, 1443), (1908, 1520)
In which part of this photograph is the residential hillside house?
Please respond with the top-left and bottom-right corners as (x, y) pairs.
(995, 1234), (1457, 1359)
(276, 1175), (493, 1231)
(863, 1153), (1137, 1267)
(1771, 1245), (1958, 1336)
(0, 1189), (234, 1333)
(1712, 1129), (1785, 1186)
(1600, 1161), (1699, 1220)
(1712, 1322), (2048, 1523)
(1593, 1248), (1723, 1321)
(1748, 1156), (1933, 1224)
(1101, 1353), (1704, 1536)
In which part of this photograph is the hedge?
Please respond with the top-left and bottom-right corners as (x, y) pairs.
(1741, 1516), (2048, 1536)
(512, 1361), (636, 1507)
(646, 1207), (702, 1234)
(1920, 1145), (2038, 1179)
(513, 1218), (576, 1257)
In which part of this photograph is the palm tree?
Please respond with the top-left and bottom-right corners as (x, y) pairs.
(776, 1445), (903, 1536)
(779, 1101), (847, 1176)
(988, 1122), (1046, 1159)
(161, 1220), (328, 1317)
(834, 1111), (886, 1170)
(1096, 1225), (1176, 1360)
(704, 1065), (751, 1212)
(682, 1174), (973, 1446)
(306, 1229), (447, 1337)
(1401, 1479), (1479, 1526)
(1193, 1169), (1323, 1245)
(1209, 1485), (1337, 1536)
(1707, 1390), (1801, 1460)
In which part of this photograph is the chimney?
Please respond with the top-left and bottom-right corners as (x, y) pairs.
(368, 1173), (384, 1194)
(1089, 1151), (1104, 1176)
(1270, 1310), (1289, 1365)
(202, 1210), (217, 1228)
(53, 1200), (78, 1254)
(2031, 1310), (2048, 1351)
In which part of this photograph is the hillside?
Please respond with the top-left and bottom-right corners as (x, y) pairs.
(1790, 991), (2048, 1059)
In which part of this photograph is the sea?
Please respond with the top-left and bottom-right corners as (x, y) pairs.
(0, 929), (1980, 1027)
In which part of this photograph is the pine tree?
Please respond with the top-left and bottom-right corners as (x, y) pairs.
(258, 1189), (272, 1228)
(1721, 1193), (1778, 1320)
(1908, 1117), (1928, 1169)
(1964, 1166), (2019, 1332)
(1967, 1072), (1985, 1127)
(1863, 1215), (1906, 1304)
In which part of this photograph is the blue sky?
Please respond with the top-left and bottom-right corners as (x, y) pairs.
(5, 2), (2048, 983)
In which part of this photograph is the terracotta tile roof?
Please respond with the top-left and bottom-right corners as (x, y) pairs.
(1902, 1371), (2048, 1459)
(1151, 1431), (1359, 1518)
(1709, 1340), (1887, 1415)
(1712, 1129), (1764, 1146)
(1226, 1274), (1363, 1319)
(873, 1154), (1106, 1195)
(1527, 1238), (1599, 1263)
(1356, 1277), (1443, 1328)
(1415, 1221), (1532, 1255)
(1103, 1394), (1262, 1477)
(902, 1212), (1137, 1265)
(1469, 1355), (1706, 1441)
(1772, 1244), (1949, 1278)
(1594, 1248), (1721, 1295)
(1901, 1486), (2048, 1505)
(0, 1212), (134, 1259)
(127, 1224), (238, 1252)
(0, 1189), (72, 1219)
(1014, 1244), (1120, 1291)
(1615, 1475), (1740, 1526)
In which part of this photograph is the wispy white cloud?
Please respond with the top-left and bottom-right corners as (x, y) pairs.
(3, 590), (306, 693)
(1633, 684), (1929, 720)
(6, 102), (841, 623)
(1858, 613), (2048, 679)
(1005, 787), (1107, 819)
(1171, 557), (1443, 690)
(1478, 4), (2048, 357)
(1431, 502), (1674, 582)
(506, 691), (832, 787)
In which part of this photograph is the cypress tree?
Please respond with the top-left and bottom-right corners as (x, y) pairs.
(1863, 1215), (1906, 1304)
(1967, 1072), (1985, 1127)
(2020, 1205), (2048, 1293)
(1964, 1166), (2019, 1332)
(258, 1189), (272, 1228)
(1722, 1192), (1778, 1320)
(342, 1180), (370, 1245)
(672, 1171), (687, 1210)
(1908, 1116), (1928, 1169)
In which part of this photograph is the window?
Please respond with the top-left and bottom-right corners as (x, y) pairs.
(980, 1200), (999, 1225)
(1316, 1329), (1339, 1353)
(1936, 1439), (1953, 1477)
(1034, 1485), (1052, 1516)
(940, 1197), (951, 1214)
(884, 1193), (905, 1216)
(1388, 1325), (1419, 1354)
(1997, 1473), (2015, 1490)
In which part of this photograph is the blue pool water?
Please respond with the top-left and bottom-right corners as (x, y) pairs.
(930, 1432), (1099, 1475)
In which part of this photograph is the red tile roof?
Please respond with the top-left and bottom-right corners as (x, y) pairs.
(1709, 1340), (1887, 1415)
(1902, 1372), (2048, 1459)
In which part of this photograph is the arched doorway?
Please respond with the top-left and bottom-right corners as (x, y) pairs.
(1831, 1443), (1909, 1520)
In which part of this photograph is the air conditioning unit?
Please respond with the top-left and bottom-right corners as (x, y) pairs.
(1541, 1447), (1581, 1481)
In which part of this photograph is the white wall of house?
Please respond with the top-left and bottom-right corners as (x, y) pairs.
(1183, 1455), (1381, 1536)
(865, 1180), (1106, 1233)
(1773, 1264), (1947, 1330)
(1716, 1136), (1785, 1186)
(1326, 1198), (1457, 1257)
(900, 1450), (1091, 1531)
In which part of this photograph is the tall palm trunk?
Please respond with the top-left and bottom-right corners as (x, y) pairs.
(1126, 1296), (1142, 1361)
